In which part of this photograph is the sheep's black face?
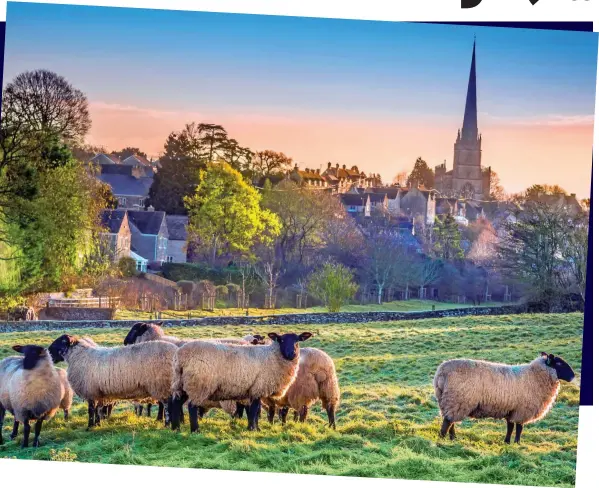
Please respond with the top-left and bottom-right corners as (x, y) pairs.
(542, 352), (576, 382)
(268, 332), (312, 361)
(124, 322), (149, 345)
(13, 345), (46, 370)
(48, 335), (77, 363)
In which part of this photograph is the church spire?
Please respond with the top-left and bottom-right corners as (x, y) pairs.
(461, 38), (478, 141)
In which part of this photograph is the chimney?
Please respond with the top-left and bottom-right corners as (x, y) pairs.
(570, 193), (576, 198)
(147, 205), (155, 212)
(328, 162), (332, 168)
(336, 163), (339, 169)
(342, 164), (346, 169)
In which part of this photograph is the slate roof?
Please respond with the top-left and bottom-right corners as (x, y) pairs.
(166, 215), (188, 241)
(98, 173), (153, 197)
(100, 209), (128, 234)
(372, 187), (400, 199)
(128, 211), (166, 235)
(122, 155), (152, 166)
(340, 193), (369, 206)
(368, 193), (387, 204)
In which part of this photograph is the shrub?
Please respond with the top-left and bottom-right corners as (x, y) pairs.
(118, 257), (138, 278)
(308, 262), (358, 312)
(176, 280), (196, 296)
(161, 262), (241, 285)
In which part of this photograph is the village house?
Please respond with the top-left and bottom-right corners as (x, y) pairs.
(165, 215), (189, 263)
(340, 193), (371, 217)
(99, 209), (131, 262)
(321, 162), (381, 193)
(368, 187), (401, 215)
(289, 165), (328, 189)
(398, 186), (437, 225)
(127, 209), (169, 264)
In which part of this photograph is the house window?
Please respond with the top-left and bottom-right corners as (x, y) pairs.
(118, 197), (127, 207)
(167, 256), (174, 263)
(138, 198), (145, 207)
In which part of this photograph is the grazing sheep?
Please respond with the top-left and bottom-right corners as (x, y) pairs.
(433, 352), (576, 444)
(0, 345), (63, 447)
(263, 347), (340, 429)
(123, 322), (254, 420)
(48, 334), (178, 429)
(170, 332), (312, 432)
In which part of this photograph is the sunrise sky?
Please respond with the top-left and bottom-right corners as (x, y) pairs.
(3, 3), (597, 198)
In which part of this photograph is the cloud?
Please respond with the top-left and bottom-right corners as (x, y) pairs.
(479, 112), (594, 127)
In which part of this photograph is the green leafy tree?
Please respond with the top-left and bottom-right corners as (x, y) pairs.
(407, 157), (434, 189)
(118, 257), (138, 278)
(148, 123), (237, 214)
(111, 147), (148, 161)
(308, 262), (358, 312)
(185, 162), (281, 265)
(432, 214), (465, 261)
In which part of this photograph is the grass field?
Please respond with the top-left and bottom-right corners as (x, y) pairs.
(114, 299), (502, 320)
(0, 313), (582, 487)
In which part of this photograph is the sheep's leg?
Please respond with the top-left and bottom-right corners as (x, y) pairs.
(198, 406), (206, 419)
(299, 405), (308, 422)
(134, 404), (142, 416)
(279, 407), (289, 425)
(440, 417), (452, 438)
(169, 393), (187, 431)
(449, 423), (456, 440)
(94, 405), (102, 426)
(326, 405), (336, 430)
(267, 405), (276, 424)
(234, 402), (246, 419)
(180, 404), (186, 424)
(188, 403), (199, 433)
(87, 401), (97, 429)
(504, 421), (515, 444)
(157, 402), (165, 422)
(0, 404), (5, 445)
(11, 420), (20, 441)
(32, 419), (43, 448)
(248, 398), (261, 431)
(146, 403), (152, 417)
(514, 423), (523, 444)
(22, 420), (31, 448)
(107, 404), (114, 418)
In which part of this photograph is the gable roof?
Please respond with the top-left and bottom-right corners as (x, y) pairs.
(91, 153), (120, 165)
(368, 193), (387, 203)
(122, 154), (152, 166)
(98, 173), (153, 197)
(100, 209), (128, 234)
(166, 215), (189, 241)
(128, 210), (167, 235)
(340, 193), (369, 206)
(372, 187), (400, 199)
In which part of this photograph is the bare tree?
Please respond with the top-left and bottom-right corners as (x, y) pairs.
(251, 150), (293, 178)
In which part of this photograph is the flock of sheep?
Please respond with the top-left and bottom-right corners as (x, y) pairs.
(0, 321), (576, 450)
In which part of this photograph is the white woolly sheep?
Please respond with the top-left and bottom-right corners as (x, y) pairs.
(123, 322), (256, 420)
(169, 332), (312, 432)
(48, 334), (178, 429)
(0, 345), (63, 447)
(263, 347), (340, 429)
(433, 352), (576, 444)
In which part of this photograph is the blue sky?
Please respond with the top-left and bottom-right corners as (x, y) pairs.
(4, 3), (597, 120)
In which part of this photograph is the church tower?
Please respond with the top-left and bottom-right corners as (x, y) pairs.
(451, 40), (486, 199)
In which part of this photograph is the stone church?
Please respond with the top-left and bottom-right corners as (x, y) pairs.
(434, 41), (491, 200)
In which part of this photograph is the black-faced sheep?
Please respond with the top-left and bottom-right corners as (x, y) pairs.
(123, 322), (255, 421)
(169, 332), (312, 432)
(48, 334), (178, 429)
(433, 352), (576, 444)
(263, 347), (340, 429)
(0, 345), (63, 447)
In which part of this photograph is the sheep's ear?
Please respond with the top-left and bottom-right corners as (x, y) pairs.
(253, 334), (264, 341)
(67, 335), (78, 346)
(268, 333), (280, 342)
(540, 352), (548, 359)
(12, 345), (23, 353)
(156, 321), (163, 326)
(298, 332), (313, 342)
(251, 339), (260, 345)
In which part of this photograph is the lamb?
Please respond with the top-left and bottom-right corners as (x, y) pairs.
(0, 345), (63, 447)
(433, 352), (576, 444)
(263, 347), (340, 429)
(48, 334), (178, 429)
(169, 331), (312, 432)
